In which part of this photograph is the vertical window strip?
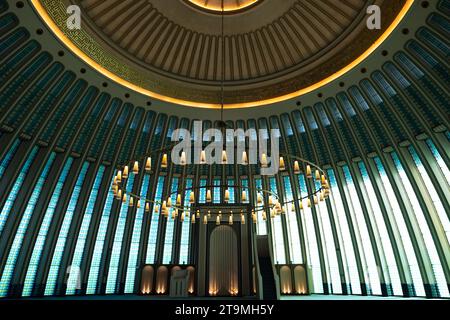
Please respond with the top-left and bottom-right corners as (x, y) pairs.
(341, 165), (382, 295)
(105, 174), (136, 294)
(298, 174), (323, 293)
(162, 178), (179, 264)
(124, 174), (151, 293)
(213, 178), (221, 203)
(199, 179), (206, 203)
(0, 153), (56, 297)
(146, 176), (165, 264)
(426, 139), (450, 186)
(45, 162), (89, 296)
(358, 162), (403, 296)
(373, 158), (425, 296)
(0, 146), (38, 236)
(391, 152), (448, 297)
(241, 179), (249, 204)
(410, 146), (450, 245)
(313, 176), (342, 294)
(255, 178), (266, 235)
(282, 176), (302, 263)
(326, 169), (361, 294)
(0, 139), (20, 180)
(66, 166), (105, 295)
(227, 179), (235, 203)
(407, 148), (450, 297)
(86, 174), (117, 294)
(179, 179), (193, 264)
(269, 177), (286, 264)
(22, 158), (74, 297)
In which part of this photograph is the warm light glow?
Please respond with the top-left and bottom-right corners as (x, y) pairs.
(293, 161), (300, 174)
(241, 151), (248, 165)
(161, 154), (168, 169)
(279, 157), (285, 171)
(133, 161), (139, 174)
(145, 157), (152, 172)
(123, 166), (129, 179)
(32, 0), (413, 109)
(206, 189), (212, 202)
(187, 0), (259, 12)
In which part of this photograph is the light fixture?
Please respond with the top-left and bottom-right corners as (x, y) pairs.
(133, 161), (139, 175)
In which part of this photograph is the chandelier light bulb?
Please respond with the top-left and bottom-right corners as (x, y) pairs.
(241, 190), (247, 202)
(123, 166), (129, 179)
(262, 212), (267, 221)
(129, 196), (134, 207)
(196, 210), (200, 219)
(154, 205), (159, 214)
(206, 189), (212, 202)
(116, 189), (122, 200)
(145, 202), (150, 212)
(203, 215), (208, 225)
(241, 151), (248, 165)
(191, 214), (196, 224)
(241, 214), (245, 224)
(315, 169), (321, 180)
(200, 150), (206, 164)
(261, 153), (268, 168)
(257, 193), (263, 204)
(307, 198), (311, 208)
(176, 194), (181, 206)
(180, 151), (187, 166)
(145, 157), (152, 172)
(279, 157), (285, 171)
(306, 165), (312, 178)
(117, 170), (122, 183)
(216, 215), (220, 225)
(122, 193), (127, 204)
(161, 154), (168, 168)
(133, 161), (139, 175)
(224, 189), (230, 202)
(229, 214), (233, 225)
(293, 161), (300, 174)
(189, 191), (195, 204)
(222, 150), (228, 164)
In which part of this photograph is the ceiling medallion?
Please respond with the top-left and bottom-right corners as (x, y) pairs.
(186, 0), (261, 13)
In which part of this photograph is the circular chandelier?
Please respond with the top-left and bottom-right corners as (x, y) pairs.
(111, 0), (330, 225)
(111, 149), (330, 226)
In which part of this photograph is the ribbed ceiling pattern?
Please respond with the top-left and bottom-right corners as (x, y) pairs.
(79, 0), (366, 82)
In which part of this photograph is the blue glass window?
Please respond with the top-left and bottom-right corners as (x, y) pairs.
(125, 174), (151, 293)
(0, 146), (38, 236)
(0, 153), (55, 297)
(373, 158), (425, 296)
(326, 169), (361, 294)
(146, 176), (165, 263)
(162, 177), (179, 264)
(391, 152), (448, 297)
(86, 173), (117, 294)
(45, 162), (89, 296)
(66, 166), (105, 295)
(22, 158), (74, 296)
(282, 176), (302, 264)
(0, 139), (20, 180)
(179, 179), (193, 264)
(105, 174), (136, 294)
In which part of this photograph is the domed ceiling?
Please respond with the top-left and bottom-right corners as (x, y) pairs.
(34, 0), (411, 108)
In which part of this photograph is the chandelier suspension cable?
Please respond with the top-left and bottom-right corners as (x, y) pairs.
(220, 0), (225, 123)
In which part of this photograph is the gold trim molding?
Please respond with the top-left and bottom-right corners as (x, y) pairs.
(31, 0), (414, 109)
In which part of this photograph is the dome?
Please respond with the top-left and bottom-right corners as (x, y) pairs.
(0, 0), (449, 303)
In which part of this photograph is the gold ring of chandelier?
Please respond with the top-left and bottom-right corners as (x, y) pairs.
(111, 147), (331, 225)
